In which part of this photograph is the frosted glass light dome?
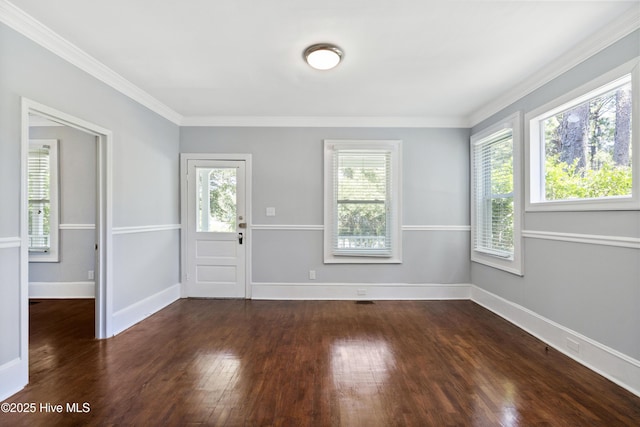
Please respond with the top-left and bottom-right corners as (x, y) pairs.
(304, 44), (343, 70)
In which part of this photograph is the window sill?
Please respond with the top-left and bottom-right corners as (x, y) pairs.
(324, 256), (402, 264)
(471, 252), (523, 276)
(526, 196), (640, 212)
(29, 251), (59, 263)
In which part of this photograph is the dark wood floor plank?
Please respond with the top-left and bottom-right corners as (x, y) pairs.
(1, 299), (639, 426)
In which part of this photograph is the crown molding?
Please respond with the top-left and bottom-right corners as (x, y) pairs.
(0, 0), (183, 125)
(468, 8), (640, 128)
(180, 115), (469, 128)
(0, 0), (465, 130)
(3, 0), (636, 131)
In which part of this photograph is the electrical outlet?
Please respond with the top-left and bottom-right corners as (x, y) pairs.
(309, 270), (316, 280)
(266, 207), (276, 217)
(88, 270), (94, 280)
(357, 288), (367, 296)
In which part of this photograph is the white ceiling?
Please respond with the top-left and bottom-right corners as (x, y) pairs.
(5, 0), (640, 126)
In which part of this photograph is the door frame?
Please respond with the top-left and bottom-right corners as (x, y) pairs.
(180, 153), (252, 298)
(21, 98), (113, 342)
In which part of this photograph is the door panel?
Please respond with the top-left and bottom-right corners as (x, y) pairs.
(186, 160), (246, 298)
(196, 240), (237, 258)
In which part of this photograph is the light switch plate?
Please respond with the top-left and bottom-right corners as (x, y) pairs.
(266, 207), (276, 216)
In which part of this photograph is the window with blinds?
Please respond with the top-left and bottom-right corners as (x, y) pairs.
(28, 140), (59, 261)
(324, 140), (402, 263)
(470, 113), (523, 276)
(473, 129), (514, 258)
(333, 150), (391, 256)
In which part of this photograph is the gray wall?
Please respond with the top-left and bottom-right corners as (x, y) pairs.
(181, 127), (471, 285)
(1, 6), (637, 400)
(0, 21), (180, 374)
(28, 125), (96, 284)
(471, 31), (640, 359)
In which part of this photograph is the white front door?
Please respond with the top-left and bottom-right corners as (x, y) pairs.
(185, 159), (247, 297)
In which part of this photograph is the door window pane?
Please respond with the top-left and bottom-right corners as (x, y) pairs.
(196, 167), (237, 232)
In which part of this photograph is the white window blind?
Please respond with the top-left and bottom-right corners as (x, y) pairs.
(332, 149), (392, 257)
(28, 144), (52, 252)
(28, 139), (59, 262)
(324, 140), (401, 263)
(473, 128), (514, 258)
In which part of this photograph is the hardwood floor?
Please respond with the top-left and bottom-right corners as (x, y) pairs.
(2, 299), (639, 426)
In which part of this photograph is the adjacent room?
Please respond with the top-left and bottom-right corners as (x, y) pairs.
(0, 0), (639, 425)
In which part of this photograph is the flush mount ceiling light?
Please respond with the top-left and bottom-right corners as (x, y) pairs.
(304, 44), (343, 70)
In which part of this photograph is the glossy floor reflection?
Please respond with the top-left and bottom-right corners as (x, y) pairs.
(331, 339), (395, 425)
(2, 299), (639, 426)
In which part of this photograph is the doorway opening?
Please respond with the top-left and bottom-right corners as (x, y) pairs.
(26, 113), (99, 356)
(21, 98), (113, 352)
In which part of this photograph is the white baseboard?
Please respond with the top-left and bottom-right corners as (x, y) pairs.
(29, 281), (95, 298)
(251, 282), (472, 300)
(0, 357), (27, 402)
(471, 285), (640, 397)
(112, 283), (181, 336)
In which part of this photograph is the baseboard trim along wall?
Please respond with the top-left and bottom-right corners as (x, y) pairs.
(251, 282), (472, 300)
(470, 285), (640, 398)
(112, 283), (181, 336)
(0, 357), (25, 402)
(29, 281), (95, 298)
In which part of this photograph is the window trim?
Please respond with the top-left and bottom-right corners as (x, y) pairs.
(323, 139), (402, 264)
(470, 112), (523, 276)
(525, 58), (640, 212)
(28, 139), (60, 262)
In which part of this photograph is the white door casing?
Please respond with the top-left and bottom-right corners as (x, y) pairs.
(3, 98), (113, 402)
